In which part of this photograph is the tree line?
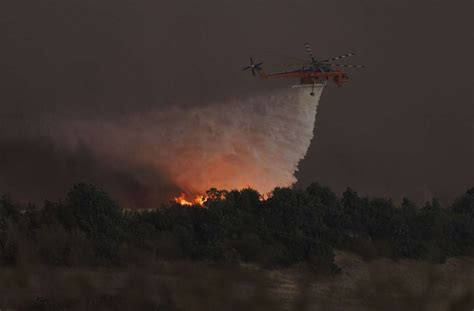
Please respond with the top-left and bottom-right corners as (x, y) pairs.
(0, 183), (473, 272)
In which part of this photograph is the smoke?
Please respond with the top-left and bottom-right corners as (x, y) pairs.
(1, 87), (323, 207)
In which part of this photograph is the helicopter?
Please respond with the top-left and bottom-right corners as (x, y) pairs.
(242, 43), (364, 96)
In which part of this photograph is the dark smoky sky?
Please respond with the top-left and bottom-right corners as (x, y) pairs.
(0, 0), (473, 204)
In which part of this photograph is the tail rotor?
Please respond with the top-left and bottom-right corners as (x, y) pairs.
(242, 57), (263, 77)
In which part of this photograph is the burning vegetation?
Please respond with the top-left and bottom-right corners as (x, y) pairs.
(174, 193), (208, 206)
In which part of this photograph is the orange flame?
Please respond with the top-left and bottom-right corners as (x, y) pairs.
(174, 193), (207, 206)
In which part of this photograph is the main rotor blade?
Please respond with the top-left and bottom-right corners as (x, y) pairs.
(304, 42), (316, 63)
(330, 64), (365, 68)
(323, 52), (356, 63)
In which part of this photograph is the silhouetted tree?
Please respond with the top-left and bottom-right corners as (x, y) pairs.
(1, 184), (474, 270)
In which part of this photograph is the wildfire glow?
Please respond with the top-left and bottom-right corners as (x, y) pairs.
(174, 193), (208, 206)
(50, 88), (322, 208)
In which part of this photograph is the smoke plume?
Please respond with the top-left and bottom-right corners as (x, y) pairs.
(1, 87), (323, 207)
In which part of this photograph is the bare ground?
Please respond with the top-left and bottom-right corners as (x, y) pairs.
(0, 252), (473, 310)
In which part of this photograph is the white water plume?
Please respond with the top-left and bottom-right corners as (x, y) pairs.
(51, 86), (324, 202)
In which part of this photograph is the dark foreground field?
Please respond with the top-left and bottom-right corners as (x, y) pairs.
(0, 252), (473, 310)
(1, 183), (473, 310)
